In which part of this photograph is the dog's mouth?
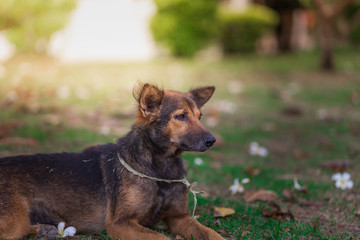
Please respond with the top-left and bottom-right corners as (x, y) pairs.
(179, 135), (216, 152)
(179, 143), (207, 152)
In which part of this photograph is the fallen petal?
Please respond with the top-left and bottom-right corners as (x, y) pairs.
(331, 173), (342, 181)
(346, 180), (354, 189)
(259, 147), (268, 157)
(342, 172), (351, 180)
(63, 226), (76, 237)
(234, 178), (239, 185)
(241, 178), (250, 184)
(293, 178), (302, 190)
(57, 222), (65, 232)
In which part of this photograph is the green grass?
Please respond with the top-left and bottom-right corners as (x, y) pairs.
(1, 48), (360, 239)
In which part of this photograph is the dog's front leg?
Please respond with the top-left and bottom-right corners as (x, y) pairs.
(166, 214), (226, 240)
(106, 220), (170, 240)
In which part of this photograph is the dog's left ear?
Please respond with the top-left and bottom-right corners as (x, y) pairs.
(135, 83), (164, 119)
(189, 86), (215, 108)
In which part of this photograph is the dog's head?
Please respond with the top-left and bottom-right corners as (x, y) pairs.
(134, 83), (216, 154)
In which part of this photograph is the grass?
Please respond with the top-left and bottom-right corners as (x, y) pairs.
(1, 48), (360, 239)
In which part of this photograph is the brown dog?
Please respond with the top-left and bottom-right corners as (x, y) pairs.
(0, 83), (226, 240)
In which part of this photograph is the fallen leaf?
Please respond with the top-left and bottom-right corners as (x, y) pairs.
(260, 202), (295, 221)
(175, 235), (184, 239)
(246, 167), (261, 176)
(282, 189), (296, 201)
(281, 106), (303, 117)
(317, 136), (334, 150)
(282, 188), (310, 206)
(293, 150), (310, 160)
(312, 223), (318, 231)
(243, 189), (277, 202)
(284, 227), (291, 233)
(219, 228), (231, 236)
(0, 137), (39, 147)
(241, 230), (251, 237)
(318, 160), (353, 172)
(213, 207), (235, 217)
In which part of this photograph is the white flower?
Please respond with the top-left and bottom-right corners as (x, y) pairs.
(331, 172), (354, 190)
(229, 178), (250, 195)
(293, 177), (302, 190)
(194, 157), (204, 166)
(57, 222), (76, 237)
(249, 142), (268, 157)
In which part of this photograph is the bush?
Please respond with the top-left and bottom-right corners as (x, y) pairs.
(345, 4), (360, 44)
(0, 0), (76, 53)
(218, 5), (278, 54)
(150, 0), (219, 57)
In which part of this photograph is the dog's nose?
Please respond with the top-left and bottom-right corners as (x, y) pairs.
(204, 135), (216, 147)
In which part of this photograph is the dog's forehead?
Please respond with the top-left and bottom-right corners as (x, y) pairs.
(164, 90), (186, 97)
(163, 90), (198, 112)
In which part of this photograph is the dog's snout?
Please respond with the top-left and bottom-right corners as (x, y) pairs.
(204, 135), (216, 147)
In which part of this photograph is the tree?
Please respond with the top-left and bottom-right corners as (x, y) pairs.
(254, 0), (303, 52)
(310, 0), (354, 71)
(0, 0), (76, 53)
(150, 0), (219, 57)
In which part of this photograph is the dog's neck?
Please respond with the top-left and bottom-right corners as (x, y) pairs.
(117, 126), (185, 180)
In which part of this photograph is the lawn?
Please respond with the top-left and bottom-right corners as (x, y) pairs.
(0, 49), (359, 239)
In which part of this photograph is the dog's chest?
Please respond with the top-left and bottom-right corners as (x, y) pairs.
(138, 181), (187, 226)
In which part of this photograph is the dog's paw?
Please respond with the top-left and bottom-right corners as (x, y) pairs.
(37, 224), (59, 240)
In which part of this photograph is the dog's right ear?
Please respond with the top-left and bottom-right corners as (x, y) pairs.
(134, 83), (164, 121)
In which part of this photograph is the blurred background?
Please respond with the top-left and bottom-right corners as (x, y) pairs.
(1, 0), (360, 67)
(0, 0), (360, 237)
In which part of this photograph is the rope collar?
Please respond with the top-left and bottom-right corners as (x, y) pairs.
(117, 152), (202, 219)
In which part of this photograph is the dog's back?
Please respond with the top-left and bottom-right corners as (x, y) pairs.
(0, 148), (110, 235)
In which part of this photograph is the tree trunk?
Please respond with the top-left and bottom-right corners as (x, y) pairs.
(317, 17), (335, 71)
(277, 10), (294, 52)
(311, 0), (354, 71)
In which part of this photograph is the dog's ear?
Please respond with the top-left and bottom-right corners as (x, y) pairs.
(134, 83), (164, 119)
(189, 86), (215, 108)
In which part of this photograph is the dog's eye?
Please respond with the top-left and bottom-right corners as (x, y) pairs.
(199, 114), (203, 120)
(174, 113), (187, 121)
